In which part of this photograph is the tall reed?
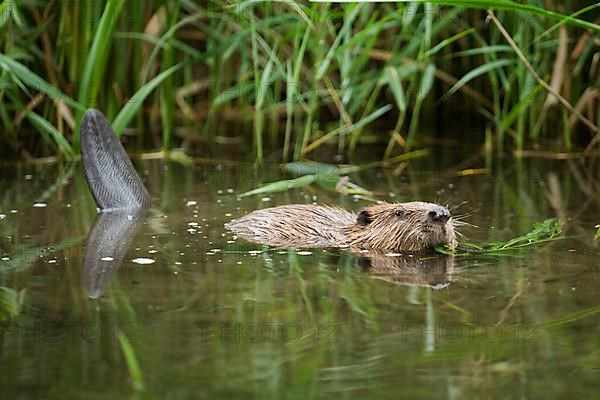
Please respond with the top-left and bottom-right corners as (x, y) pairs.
(0, 1), (598, 161)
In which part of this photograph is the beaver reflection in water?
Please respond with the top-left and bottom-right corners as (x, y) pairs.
(226, 202), (457, 252)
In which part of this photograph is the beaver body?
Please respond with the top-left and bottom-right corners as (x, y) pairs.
(226, 205), (354, 248)
(226, 202), (457, 252)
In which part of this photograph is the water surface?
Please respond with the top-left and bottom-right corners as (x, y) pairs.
(1, 157), (599, 398)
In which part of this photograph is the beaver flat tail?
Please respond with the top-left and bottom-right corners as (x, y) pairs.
(80, 109), (151, 211)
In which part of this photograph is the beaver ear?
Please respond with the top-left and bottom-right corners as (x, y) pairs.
(357, 210), (372, 226)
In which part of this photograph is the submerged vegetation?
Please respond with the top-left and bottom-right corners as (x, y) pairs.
(0, 1), (599, 162)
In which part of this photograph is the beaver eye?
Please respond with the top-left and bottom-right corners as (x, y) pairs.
(394, 210), (404, 217)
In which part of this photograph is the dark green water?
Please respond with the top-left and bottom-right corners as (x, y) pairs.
(1, 157), (599, 399)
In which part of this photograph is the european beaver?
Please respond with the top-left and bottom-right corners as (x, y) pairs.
(78, 109), (456, 253)
(226, 202), (457, 252)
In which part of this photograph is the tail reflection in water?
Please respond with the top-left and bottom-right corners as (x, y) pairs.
(82, 210), (146, 299)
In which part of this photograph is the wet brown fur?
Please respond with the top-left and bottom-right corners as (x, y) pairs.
(225, 202), (457, 252)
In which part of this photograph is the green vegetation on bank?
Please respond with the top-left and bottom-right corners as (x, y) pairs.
(0, 1), (599, 161)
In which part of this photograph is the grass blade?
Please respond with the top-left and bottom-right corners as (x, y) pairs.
(424, 28), (475, 58)
(0, 54), (85, 111)
(26, 111), (76, 160)
(316, 3), (362, 80)
(385, 67), (407, 112)
(284, 161), (340, 176)
(437, 218), (563, 256)
(0, 288), (26, 319)
(77, 0), (125, 107)
(239, 175), (316, 197)
(112, 64), (182, 136)
(313, 0), (600, 32)
(306, 104), (392, 155)
(118, 332), (145, 391)
(446, 59), (515, 97)
(75, 0), (125, 148)
(417, 63), (436, 100)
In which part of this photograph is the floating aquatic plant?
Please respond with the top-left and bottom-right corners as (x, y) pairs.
(238, 161), (378, 198)
(437, 218), (563, 256)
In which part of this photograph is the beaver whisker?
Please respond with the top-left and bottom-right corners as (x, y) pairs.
(452, 209), (478, 220)
(452, 219), (477, 228)
(454, 229), (467, 239)
(452, 212), (475, 221)
(453, 211), (476, 218)
(449, 200), (470, 212)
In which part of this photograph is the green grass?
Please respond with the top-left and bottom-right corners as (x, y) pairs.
(0, 1), (599, 160)
(437, 217), (564, 255)
(118, 331), (145, 391)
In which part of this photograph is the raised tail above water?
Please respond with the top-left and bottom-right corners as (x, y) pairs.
(80, 109), (151, 211)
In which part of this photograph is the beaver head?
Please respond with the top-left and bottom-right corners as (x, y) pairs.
(345, 202), (457, 252)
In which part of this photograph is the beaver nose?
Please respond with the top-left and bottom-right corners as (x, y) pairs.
(428, 206), (450, 224)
